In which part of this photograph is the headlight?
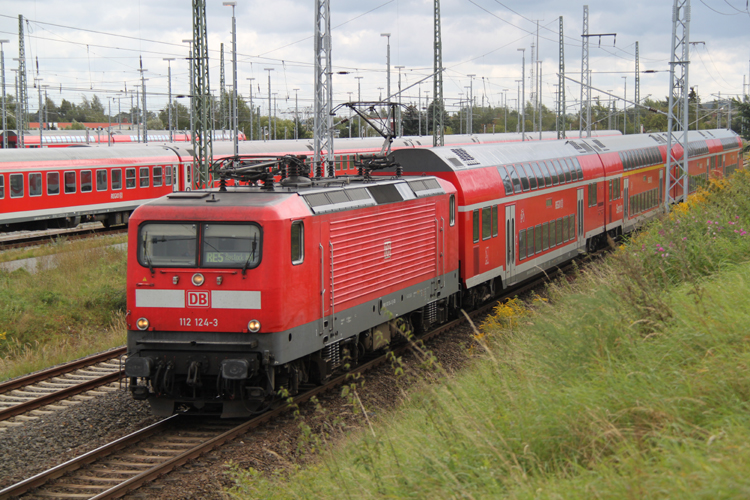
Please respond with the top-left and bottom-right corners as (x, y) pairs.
(247, 319), (261, 333)
(136, 317), (150, 331)
(192, 273), (205, 286)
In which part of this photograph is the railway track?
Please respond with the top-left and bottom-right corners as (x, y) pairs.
(0, 251), (598, 499)
(0, 347), (126, 429)
(0, 223), (127, 251)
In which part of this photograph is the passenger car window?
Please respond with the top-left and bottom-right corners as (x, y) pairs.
(112, 169), (122, 190)
(523, 163), (537, 189)
(96, 170), (108, 191)
(515, 165), (530, 192)
(539, 162), (552, 187)
(528, 226), (535, 255)
(531, 163), (545, 188)
(153, 166), (163, 187)
(81, 170), (93, 193)
(507, 167), (522, 194)
(139, 167), (150, 188)
(557, 218), (563, 245)
(10, 173), (23, 198)
(473, 210), (480, 243)
(47, 172), (60, 195)
(165, 165), (173, 186)
(291, 221), (304, 265)
(571, 158), (583, 180)
(546, 161), (559, 185)
(549, 218), (556, 247)
(482, 207), (491, 240)
(519, 229), (527, 260)
(29, 173), (42, 197)
(492, 205), (498, 237)
(497, 166), (513, 196)
(0, 174), (4, 199)
(535, 224), (543, 254)
(126, 168), (136, 189)
(64, 171), (76, 194)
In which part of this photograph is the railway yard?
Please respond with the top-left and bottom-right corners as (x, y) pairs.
(2, 0), (750, 497)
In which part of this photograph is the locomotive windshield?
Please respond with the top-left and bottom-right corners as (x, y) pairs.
(139, 223), (197, 267)
(201, 224), (261, 269)
(137, 222), (261, 269)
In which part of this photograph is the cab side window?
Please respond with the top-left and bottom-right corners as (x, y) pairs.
(291, 221), (304, 265)
(449, 194), (455, 226)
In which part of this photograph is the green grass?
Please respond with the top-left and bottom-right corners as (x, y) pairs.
(228, 170), (750, 499)
(0, 239), (128, 381)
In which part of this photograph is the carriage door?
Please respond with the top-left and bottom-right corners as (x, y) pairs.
(658, 170), (663, 208)
(504, 205), (516, 282)
(623, 178), (629, 219)
(577, 188), (585, 247)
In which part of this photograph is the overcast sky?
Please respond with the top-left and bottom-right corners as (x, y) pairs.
(0, 0), (748, 123)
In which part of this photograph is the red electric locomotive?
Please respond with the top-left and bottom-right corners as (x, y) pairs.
(124, 156), (459, 417)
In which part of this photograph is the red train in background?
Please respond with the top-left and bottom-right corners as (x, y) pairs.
(0, 129), (246, 148)
(123, 128), (742, 417)
(0, 131), (622, 232)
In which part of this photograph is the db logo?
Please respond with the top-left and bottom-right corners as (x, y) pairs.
(383, 240), (392, 260)
(187, 291), (210, 308)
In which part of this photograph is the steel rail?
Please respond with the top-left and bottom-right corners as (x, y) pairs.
(0, 347), (126, 395)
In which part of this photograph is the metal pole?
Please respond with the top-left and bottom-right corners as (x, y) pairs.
(518, 49), (525, 140)
(164, 58), (175, 142)
(0, 40), (8, 149)
(395, 65), (404, 136)
(247, 77), (255, 140)
(108, 98), (111, 146)
(182, 39), (194, 143)
(467, 74), (475, 133)
(355, 76), (363, 137)
(538, 63), (542, 139)
(622, 76), (627, 134)
(294, 88), (299, 139)
(223, 2), (238, 155)
(265, 68), (273, 141)
(503, 90), (508, 132)
(36, 78), (42, 147)
(381, 33), (391, 134)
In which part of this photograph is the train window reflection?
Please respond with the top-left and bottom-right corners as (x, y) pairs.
(81, 170), (93, 193)
(139, 167), (150, 188)
(291, 221), (304, 265)
(126, 168), (136, 189)
(153, 166), (163, 187)
(112, 169), (122, 190)
(47, 172), (60, 195)
(96, 170), (108, 191)
(202, 224), (262, 269)
(64, 171), (76, 194)
(10, 174), (23, 198)
(139, 223), (198, 268)
(29, 173), (42, 197)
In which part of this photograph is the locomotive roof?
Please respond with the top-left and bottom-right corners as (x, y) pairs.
(149, 175), (448, 215)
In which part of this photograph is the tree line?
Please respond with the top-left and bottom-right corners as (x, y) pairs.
(2, 90), (750, 141)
